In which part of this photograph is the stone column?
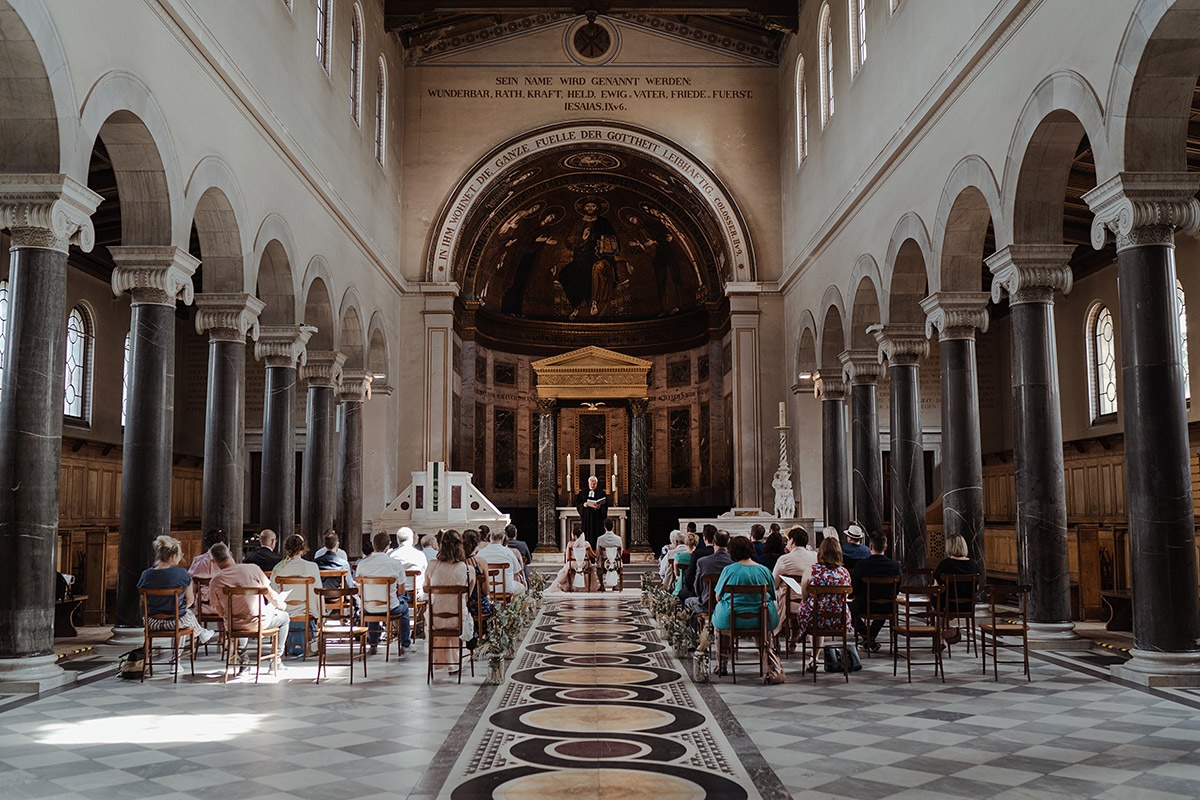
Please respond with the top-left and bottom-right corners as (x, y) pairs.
(194, 294), (264, 561)
(423, 286), (457, 465)
(255, 325), (315, 545)
(301, 351), (346, 552)
(1086, 173), (1200, 685)
(869, 324), (929, 572)
(727, 283), (763, 508)
(921, 292), (989, 590)
(536, 397), (557, 550)
(840, 350), (884, 536)
(630, 397), (650, 550)
(337, 370), (371, 558)
(0, 176), (99, 690)
(987, 245), (1084, 647)
(815, 372), (848, 533)
(110, 246), (198, 639)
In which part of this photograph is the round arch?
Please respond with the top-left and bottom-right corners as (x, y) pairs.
(848, 254), (883, 350)
(932, 155), (1004, 293)
(252, 214), (299, 326)
(338, 286), (366, 369)
(184, 155), (251, 293)
(301, 257), (337, 351)
(795, 307), (819, 379)
(366, 310), (390, 388)
(882, 212), (934, 324)
(818, 285), (847, 369)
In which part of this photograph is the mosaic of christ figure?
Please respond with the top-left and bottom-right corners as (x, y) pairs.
(556, 197), (623, 319)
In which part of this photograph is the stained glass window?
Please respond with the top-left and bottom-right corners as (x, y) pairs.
(121, 331), (131, 427)
(1178, 279), (1190, 402)
(350, 4), (363, 124)
(374, 57), (387, 165)
(1087, 304), (1117, 421)
(64, 306), (92, 422)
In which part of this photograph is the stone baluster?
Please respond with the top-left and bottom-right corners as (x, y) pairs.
(255, 325), (315, 545)
(301, 351), (346, 552)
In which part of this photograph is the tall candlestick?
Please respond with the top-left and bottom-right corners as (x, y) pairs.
(779, 401), (786, 428)
(612, 472), (617, 492)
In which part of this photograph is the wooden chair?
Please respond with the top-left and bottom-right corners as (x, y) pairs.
(861, 575), (901, 657)
(487, 563), (513, 606)
(314, 587), (368, 684)
(358, 576), (403, 661)
(139, 587), (196, 683)
(893, 584), (944, 683)
(776, 573), (806, 656)
(568, 545), (593, 592)
(697, 573), (720, 626)
(599, 545), (623, 592)
(939, 572), (979, 658)
(902, 567), (934, 587)
(190, 576), (223, 656)
(274, 575), (315, 659)
(318, 569), (351, 620)
(715, 584), (770, 683)
(468, 563), (492, 645)
(800, 585), (853, 683)
(980, 584), (1031, 681)
(427, 585), (473, 684)
(220, 586), (284, 684)
(404, 568), (427, 640)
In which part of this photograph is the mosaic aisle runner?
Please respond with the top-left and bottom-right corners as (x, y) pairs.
(439, 595), (763, 799)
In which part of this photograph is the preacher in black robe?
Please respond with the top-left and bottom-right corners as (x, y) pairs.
(574, 476), (608, 548)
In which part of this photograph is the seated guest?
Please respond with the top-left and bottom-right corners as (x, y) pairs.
(816, 526), (836, 550)
(850, 533), (901, 652)
(749, 524), (767, 561)
(505, 523), (532, 584)
(421, 533), (439, 563)
(659, 530), (684, 584)
(210, 543), (290, 637)
(841, 524), (870, 572)
(774, 526), (817, 607)
(314, 531), (356, 589)
(356, 531), (412, 655)
(679, 525), (716, 602)
(796, 537), (853, 673)
(313, 528), (347, 561)
(244, 529), (282, 572)
(713, 536), (779, 641)
(270, 534), (322, 657)
(596, 519), (623, 553)
(389, 526), (428, 601)
(933, 533), (976, 615)
(552, 529), (594, 592)
(768, 522), (781, 538)
(684, 531), (732, 616)
(188, 528), (227, 615)
(425, 530), (475, 675)
(672, 532), (699, 598)
(757, 530), (786, 571)
(478, 530), (527, 596)
(462, 530), (492, 644)
(138, 535), (216, 644)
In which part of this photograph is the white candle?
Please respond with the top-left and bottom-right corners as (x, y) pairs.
(613, 453), (619, 477)
(612, 473), (617, 491)
(567, 455), (572, 492)
(779, 401), (786, 428)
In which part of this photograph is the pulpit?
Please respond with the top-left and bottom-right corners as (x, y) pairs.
(557, 506), (629, 551)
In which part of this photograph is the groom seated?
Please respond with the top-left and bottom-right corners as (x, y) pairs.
(595, 520), (623, 588)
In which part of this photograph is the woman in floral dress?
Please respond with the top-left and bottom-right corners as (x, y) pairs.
(795, 536), (853, 672)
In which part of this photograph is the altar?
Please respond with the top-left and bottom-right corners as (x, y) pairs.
(557, 506), (629, 551)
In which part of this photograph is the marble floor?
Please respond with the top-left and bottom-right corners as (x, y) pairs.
(0, 598), (1198, 799)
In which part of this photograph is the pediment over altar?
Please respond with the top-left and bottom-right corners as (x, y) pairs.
(531, 346), (652, 400)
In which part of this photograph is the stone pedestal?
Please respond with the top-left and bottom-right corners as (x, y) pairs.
(301, 351), (345, 552)
(1086, 173), (1200, 684)
(0, 176), (99, 689)
(536, 398), (557, 550)
(629, 397), (650, 550)
(337, 370), (371, 554)
(195, 294), (264, 561)
(840, 350), (883, 536)
(815, 372), (847, 533)
(110, 246), (198, 636)
(255, 325), (315, 543)
(988, 245), (1080, 645)
(870, 324), (928, 571)
(922, 292), (989, 590)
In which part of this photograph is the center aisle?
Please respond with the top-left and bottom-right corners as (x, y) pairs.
(438, 595), (766, 799)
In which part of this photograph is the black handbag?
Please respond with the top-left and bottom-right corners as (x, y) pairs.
(823, 644), (863, 673)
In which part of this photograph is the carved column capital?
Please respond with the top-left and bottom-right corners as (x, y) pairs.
(839, 349), (882, 385)
(194, 293), (266, 343)
(1084, 172), (1200, 252)
(868, 323), (928, 367)
(301, 350), (347, 388)
(0, 174), (101, 253)
(535, 397), (558, 415)
(254, 324), (316, 368)
(337, 369), (373, 403)
(629, 397), (650, 415)
(814, 371), (846, 400)
(921, 291), (990, 341)
(110, 246), (198, 307)
(986, 244), (1076, 305)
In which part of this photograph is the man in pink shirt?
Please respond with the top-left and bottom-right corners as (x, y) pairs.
(188, 529), (228, 616)
(209, 544), (291, 634)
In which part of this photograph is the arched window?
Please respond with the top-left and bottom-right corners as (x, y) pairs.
(849, 0), (866, 76)
(818, 3), (834, 127)
(121, 332), (131, 427)
(374, 57), (387, 166)
(1087, 303), (1117, 421)
(64, 306), (93, 423)
(315, 0), (333, 74)
(795, 56), (808, 164)
(0, 280), (8, 402)
(349, 4), (364, 124)
(1178, 279), (1191, 401)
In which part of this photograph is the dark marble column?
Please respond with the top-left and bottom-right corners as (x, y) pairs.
(195, 294), (264, 562)
(255, 325), (315, 547)
(630, 397), (650, 550)
(840, 350), (884, 536)
(869, 325), (929, 572)
(816, 373), (848, 533)
(0, 177), (100, 689)
(1086, 173), (1200, 684)
(336, 370), (371, 557)
(988, 245), (1081, 645)
(536, 397), (557, 551)
(110, 247), (198, 639)
(921, 292), (989, 592)
(301, 351), (345, 553)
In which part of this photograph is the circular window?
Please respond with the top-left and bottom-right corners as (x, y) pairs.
(565, 16), (619, 66)
(400, 501), (410, 511)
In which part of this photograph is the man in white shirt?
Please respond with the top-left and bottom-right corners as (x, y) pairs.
(313, 529), (348, 562)
(355, 531), (411, 654)
(477, 530), (527, 596)
(659, 530), (684, 581)
(388, 526), (428, 601)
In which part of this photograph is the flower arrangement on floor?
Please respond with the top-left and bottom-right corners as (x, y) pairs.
(527, 569), (548, 604)
(478, 591), (541, 684)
